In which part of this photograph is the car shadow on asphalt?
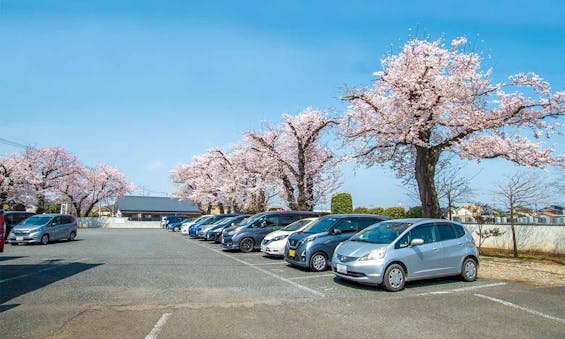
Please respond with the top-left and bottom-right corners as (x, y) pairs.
(332, 276), (464, 292)
(0, 261), (102, 309)
(0, 256), (28, 262)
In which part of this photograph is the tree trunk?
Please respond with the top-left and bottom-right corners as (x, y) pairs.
(281, 173), (298, 210)
(509, 206), (519, 257)
(415, 146), (441, 218)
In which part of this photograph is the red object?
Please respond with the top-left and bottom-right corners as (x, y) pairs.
(0, 211), (4, 252)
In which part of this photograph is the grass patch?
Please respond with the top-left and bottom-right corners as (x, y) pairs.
(480, 247), (565, 265)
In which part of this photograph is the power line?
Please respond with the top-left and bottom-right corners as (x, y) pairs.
(0, 137), (32, 149)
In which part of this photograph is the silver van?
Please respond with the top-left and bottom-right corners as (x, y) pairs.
(331, 218), (479, 291)
(8, 214), (78, 245)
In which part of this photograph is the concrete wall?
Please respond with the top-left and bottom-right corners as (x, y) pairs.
(77, 217), (160, 229)
(464, 223), (565, 255)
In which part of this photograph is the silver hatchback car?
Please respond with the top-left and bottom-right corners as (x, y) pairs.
(331, 218), (479, 292)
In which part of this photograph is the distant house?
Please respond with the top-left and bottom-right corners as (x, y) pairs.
(116, 196), (201, 221)
(538, 205), (564, 217)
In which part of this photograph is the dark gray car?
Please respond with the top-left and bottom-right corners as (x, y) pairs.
(285, 214), (388, 272)
(8, 214), (78, 245)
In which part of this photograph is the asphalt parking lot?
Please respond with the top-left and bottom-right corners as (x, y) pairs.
(1, 229), (563, 338)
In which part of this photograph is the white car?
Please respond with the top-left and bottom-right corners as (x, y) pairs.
(261, 218), (318, 257)
(180, 215), (211, 235)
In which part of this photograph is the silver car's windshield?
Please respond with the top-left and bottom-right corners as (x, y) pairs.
(350, 222), (413, 244)
(20, 216), (51, 226)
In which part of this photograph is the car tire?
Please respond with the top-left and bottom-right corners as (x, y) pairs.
(174, 226), (180, 232)
(40, 234), (50, 245)
(68, 231), (76, 241)
(382, 263), (406, 292)
(240, 238), (255, 253)
(309, 252), (328, 272)
(461, 257), (478, 282)
(11, 243), (18, 246)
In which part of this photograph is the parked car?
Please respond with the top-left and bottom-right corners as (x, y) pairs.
(208, 216), (250, 243)
(200, 215), (250, 241)
(220, 211), (324, 253)
(331, 218), (479, 292)
(189, 214), (239, 238)
(7, 214), (78, 245)
(180, 215), (211, 235)
(285, 214), (388, 272)
(163, 215), (188, 229)
(167, 218), (193, 232)
(261, 218), (317, 257)
(2, 211), (35, 240)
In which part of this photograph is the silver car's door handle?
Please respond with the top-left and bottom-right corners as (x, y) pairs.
(432, 248), (440, 252)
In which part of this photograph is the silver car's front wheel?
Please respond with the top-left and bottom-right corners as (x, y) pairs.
(383, 263), (406, 292)
(40, 234), (50, 245)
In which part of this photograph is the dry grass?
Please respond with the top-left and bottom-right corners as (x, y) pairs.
(479, 248), (565, 265)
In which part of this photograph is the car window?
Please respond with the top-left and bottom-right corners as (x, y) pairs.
(334, 219), (358, 233)
(5, 214), (15, 225)
(279, 215), (300, 226)
(410, 224), (437, 244)
(436, 223), (456, 241)
(452, 223), (466, 238)
(51, 216), (63, 226)
(358, 218), (381, 230)
(395, 233), (410, 249)
(63, 216), (75, 224)
(264, 215), (279, 226)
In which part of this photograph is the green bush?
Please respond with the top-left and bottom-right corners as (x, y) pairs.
(353, 207), (370, 214)
(406, 206), (423, 218)
(331, 193), (353, 214)
(383, 207), (406, 219)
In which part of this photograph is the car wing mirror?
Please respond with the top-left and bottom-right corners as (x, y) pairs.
(333, 229), (342, 235)
(410, 238), (424, 247)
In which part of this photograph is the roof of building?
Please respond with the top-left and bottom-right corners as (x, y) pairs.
(116, 196), (200, 213)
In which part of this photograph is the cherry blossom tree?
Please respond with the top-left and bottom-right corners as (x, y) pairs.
(0, 156), (29, 207)
(247, 108), (341, 210)
(58, 164), (134, 217)
(14, 147), (81, 213)
(342, 37), (564, 218)
(172, 145), (277, 213)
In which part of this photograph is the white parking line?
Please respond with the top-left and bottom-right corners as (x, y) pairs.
(475, 294), (565, 324)
(289, 274), (335, 280)
(145, 312), (172, 339)
(189, 240), (324, 297)
(417, 282), (507, 296)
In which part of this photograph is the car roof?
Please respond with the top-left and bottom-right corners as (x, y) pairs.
(2, 211), (35, 215)
(321, 214), (388, 219)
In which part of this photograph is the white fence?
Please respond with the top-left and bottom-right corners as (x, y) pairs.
(464, 223), (565, 255)
(77, 217), (160, 229)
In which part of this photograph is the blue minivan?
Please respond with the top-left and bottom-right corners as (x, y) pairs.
(220, 211), (324, 253)
(285, 214), (387, 272)
(8, 214), (78, 245)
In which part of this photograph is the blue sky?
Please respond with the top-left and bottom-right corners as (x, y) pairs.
(1, 0), (563, 209)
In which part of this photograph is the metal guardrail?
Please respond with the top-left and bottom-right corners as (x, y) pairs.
(461, 222), (565, 227)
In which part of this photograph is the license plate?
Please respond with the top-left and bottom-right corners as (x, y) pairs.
(288, 249), (296, 257)
(336, 264), (347, 274)
(16, 236), (23, 241)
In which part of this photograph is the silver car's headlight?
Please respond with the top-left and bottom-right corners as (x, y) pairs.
(359, 247), (387, 261)
(272, 234), (289, 242)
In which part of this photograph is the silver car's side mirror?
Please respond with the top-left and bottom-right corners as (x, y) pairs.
(410, 238), (424, 246)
